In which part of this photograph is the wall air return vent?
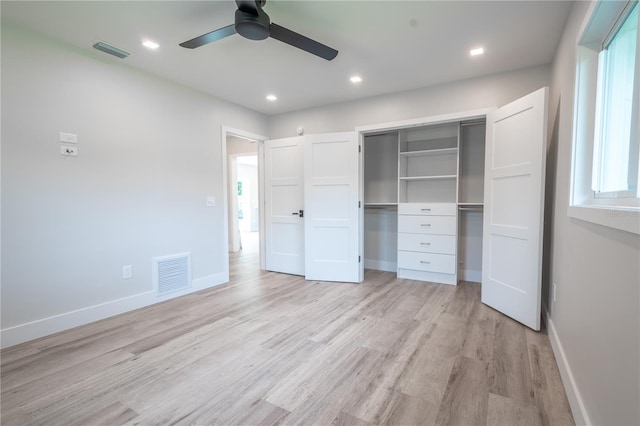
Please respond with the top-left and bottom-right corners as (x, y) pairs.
(153, 252), (191, 296)
(92, 41), (130, 59)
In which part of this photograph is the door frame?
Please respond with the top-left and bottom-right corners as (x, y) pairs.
(221, 125), (268, 277)
(355, 108), (493, 282)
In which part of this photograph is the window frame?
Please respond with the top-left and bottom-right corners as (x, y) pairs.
(569, 0), (640, 235)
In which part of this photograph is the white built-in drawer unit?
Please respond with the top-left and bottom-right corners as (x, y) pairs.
(397, 251), (456, 274)
(397, 215), (457, 235)
(397, 202), (457, 285)
(398, 203), (457, 216)
(397, 233), (456, 254)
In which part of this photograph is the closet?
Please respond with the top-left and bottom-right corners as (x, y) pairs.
(363, 118), (486, 286)
(262, 87), (547, 329)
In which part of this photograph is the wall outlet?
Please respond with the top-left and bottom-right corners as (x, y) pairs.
(553, 282), (557, 302)
(206, 196), (216, 207)
(122, 265), (133, 279)
(60, 146), (78, 156)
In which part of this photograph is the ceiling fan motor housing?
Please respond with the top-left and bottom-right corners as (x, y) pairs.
(235, 8), (270, 40)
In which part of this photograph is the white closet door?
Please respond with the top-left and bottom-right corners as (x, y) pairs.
(264, 137), (305, 276)
(482, 87), (548, 330)
(304, 132), (361, 282)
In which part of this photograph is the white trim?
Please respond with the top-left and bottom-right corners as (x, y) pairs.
(0, 272), (228, 349)
(570, 1), (640, 233)
(221, 125), (268, 272)
(546, 311), (592, 426)
(568, 204), (640, 234)
(355, 108), (494, 134)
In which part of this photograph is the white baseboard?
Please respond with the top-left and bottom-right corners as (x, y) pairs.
(546, 310), (591, 426)
(0, 272), (228, 349)
(364, 259), (397, 272)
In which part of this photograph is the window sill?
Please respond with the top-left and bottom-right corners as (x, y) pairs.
(568, 204), (640, 235)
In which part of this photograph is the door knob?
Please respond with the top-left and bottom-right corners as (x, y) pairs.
(292, 210), (304, 217)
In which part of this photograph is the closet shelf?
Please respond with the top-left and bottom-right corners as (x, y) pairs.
(399, 175), (457, 181)
(399, 147), (458, 157)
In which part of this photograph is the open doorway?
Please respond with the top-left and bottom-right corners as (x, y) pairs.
(235, 155), (259, 254)
(223, 127), (266, 274)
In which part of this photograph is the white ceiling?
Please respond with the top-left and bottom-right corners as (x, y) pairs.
(1, 1), (573, 116)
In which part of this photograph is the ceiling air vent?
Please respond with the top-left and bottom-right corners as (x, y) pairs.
(92, 41), (130, 59)
(153, 252), (191, 296)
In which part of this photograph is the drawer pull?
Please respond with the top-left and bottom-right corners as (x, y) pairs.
(421, 208), (431, 211)
(420, 242), (431, 245)
(421, 224), (432, 227)
(420, 260), (431, 264)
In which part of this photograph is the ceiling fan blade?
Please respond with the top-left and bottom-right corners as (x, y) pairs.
(180, 24), (237, 49)
(269, 23), (338, 61)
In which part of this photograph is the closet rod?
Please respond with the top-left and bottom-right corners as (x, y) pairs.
(460, 121), (486, 127)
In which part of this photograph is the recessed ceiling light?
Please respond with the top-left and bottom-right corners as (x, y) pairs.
(350, 75), (363, 83)
(142, 40), (159, 50)
(266, 94), (278, 101)
(470, 47), (484, 56)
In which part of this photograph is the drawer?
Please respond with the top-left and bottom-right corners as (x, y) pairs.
(398, 203), (456, 216)
(397, 215), (457, 235)
(398, 233), (456, 254)
(397, 251), (456, 274)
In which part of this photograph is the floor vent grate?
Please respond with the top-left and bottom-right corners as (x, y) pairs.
(153, 252), (191, 296)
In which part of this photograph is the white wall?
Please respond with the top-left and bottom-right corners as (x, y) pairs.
(268, 65), (550, 138)
(546, 3), (640, 425)
(0, 22), (267, 347)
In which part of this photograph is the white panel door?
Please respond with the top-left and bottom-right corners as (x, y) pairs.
(264, 137), (305, 276)
(304, 132), (360, 282)
(482, 87), (548, 330)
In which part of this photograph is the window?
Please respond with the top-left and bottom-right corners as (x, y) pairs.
(593, 2), (638, 196)
(570, 0), (640, 234)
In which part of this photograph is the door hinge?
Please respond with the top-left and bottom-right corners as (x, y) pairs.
(359, 201), (361, 208)
(358, 145), (362, 153)
(358, 255), (361, 263)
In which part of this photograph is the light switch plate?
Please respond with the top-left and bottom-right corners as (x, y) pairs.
(206, 196), (216, 207)
(60, 132), (78, 143)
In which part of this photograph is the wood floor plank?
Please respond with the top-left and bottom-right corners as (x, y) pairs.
(434, 356), (489, 426)
(445, 281), (479, 319)
(489, 316), (537, 405)
(460, 299), (499, 362)
(368, 389), (438, 426)
(395, 313), (467, 404)
(486, 392), (543, 426)
(68, 401), (138, 426)
(0, 349), (134, 422)
(1, 249), (574, 426)
(413, 282), (456, 324)
(528, 340), (575, 426)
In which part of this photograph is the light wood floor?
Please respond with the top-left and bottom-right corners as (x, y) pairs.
(1, 248), (574, 425)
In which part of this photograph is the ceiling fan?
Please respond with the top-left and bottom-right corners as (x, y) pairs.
(179, 0), (338, 61)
